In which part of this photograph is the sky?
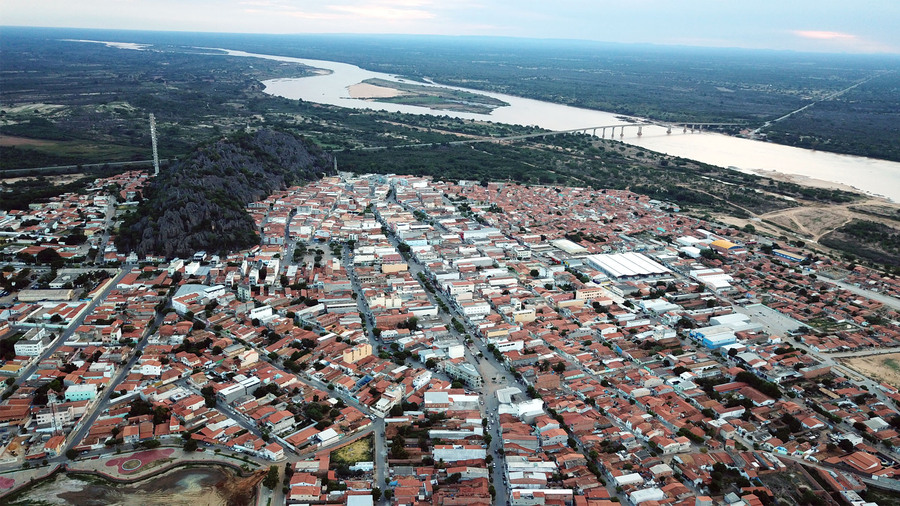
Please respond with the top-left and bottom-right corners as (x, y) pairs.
(2, 0), (899, 54)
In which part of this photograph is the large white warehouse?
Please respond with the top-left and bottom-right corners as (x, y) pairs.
(585, 252), (671, 280)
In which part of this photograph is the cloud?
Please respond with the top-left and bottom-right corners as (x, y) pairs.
(242, 0), (437, 22)
(330, 3), (436, 21)
(790, 30), (897, 53)
(793, 30), (856, 40)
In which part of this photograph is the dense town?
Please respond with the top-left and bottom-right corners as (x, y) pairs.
(1, 169), (900, 506)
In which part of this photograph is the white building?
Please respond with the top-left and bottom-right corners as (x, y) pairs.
(459, 301), (491, 319)
(140, 360), (162, 377)
(65, 383), (98, 402)
(630, 488), (666, 505)
(14, 328), (52, 356)
(432, 444), (486, 462)
(36, 405), (74, 426)
(586, 252), (671, 280)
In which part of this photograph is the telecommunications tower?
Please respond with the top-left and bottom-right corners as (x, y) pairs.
(149, 113), (160, 176)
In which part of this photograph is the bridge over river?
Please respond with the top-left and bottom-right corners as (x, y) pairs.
(506, 121), (746, 141)
(348, 121), (747, 152)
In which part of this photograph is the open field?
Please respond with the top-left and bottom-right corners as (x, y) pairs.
(758, 463), (832, 506)
(763, 206), (854, 241)
(331, 435), (373, 465)
(0, 135), (56, 147)
(716, 195), (900, 265)
(1, 173), (87, 186)
(5, 467), (237, 506)
(0, 103), (66, 115)
(841, 353), (900, 390)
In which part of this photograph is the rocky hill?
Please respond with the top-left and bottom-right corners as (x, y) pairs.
(116, 129), (333, 259)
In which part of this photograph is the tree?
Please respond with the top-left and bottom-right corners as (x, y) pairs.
(838, 439), (854, 453)
(65, 449), (79, 460)
(142, 439), (161, 449)
(372, 487), (382, 501)
(36, 247), (65, 269)
(184, 438), (198, 452)
(263, 465), (280, 490)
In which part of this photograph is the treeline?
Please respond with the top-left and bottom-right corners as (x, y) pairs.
(0, 165), (127, 211)
(764, 73), (900, 162)
(820, 220), (900, 266)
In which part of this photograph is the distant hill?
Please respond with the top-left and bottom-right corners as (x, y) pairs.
(116, 129), (333, 259)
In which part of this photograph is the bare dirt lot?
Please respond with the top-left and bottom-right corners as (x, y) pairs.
(0, 135), (56, 147)
(841, 352), (900, 390)
(1, 174), (86, 186)
(708, 165), (900, 249)
(763, 206), (854, 241)
(753, 197), (900, 244)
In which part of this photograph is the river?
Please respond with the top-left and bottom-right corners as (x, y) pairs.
(220, 49), (900, 202)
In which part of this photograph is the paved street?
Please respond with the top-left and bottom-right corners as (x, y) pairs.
(62, 285), (165, 455)
(12, 266), (130, 390)
(819, 275), (900, 311)
(176, 379), (265, 439)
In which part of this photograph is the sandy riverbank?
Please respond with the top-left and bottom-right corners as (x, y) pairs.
(347, 82), (406, 99)
(748, 168), (870, 197)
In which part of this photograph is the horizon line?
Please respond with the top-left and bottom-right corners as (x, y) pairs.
(3, 25), (900, 57)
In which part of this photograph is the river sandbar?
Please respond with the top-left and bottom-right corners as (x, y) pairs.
(348, 82), (407, 99)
